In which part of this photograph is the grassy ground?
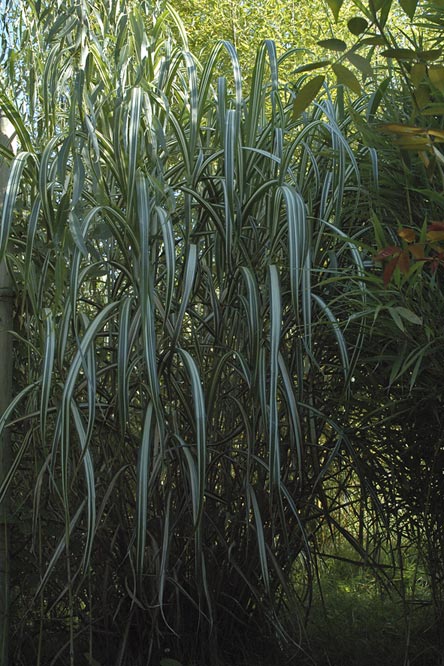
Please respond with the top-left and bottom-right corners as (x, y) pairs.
(294, 546), (441, 666)
(162, 550), (441, 666)
(160, 558), (438, 666)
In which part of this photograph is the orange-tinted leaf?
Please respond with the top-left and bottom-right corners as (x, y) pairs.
(410, 243), (425, 259)
(398, 250), (410, 274)
(427, 129), (444, 141)
(383, 257), (399, 286)
(398, 227), (416, 242)
(427, 222), (444, 242)
(381, 123), (424, 135)
(374, 245), (401, 261)
(427, 230), (444, 241)
(430, 255), (443, 274)
(394, 136), (431, 149)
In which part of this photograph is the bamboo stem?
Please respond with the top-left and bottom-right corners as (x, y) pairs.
(0, 114), (16, 666)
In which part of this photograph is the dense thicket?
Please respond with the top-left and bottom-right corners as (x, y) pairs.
(0, 1), (443, 665)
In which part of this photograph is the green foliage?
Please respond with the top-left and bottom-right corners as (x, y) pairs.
(0, 1), (378, 665)
(300, 542), (438, 665)
(172, 0), (357, 76)
(1, 1), (444, 665)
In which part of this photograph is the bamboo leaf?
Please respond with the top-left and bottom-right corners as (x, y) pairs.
(278, 354), (303, 473)
(292, 75), (325, 119)
(293, 61), (330, 74)
(71, 402), (96, 573)
(332, 63), (362, 94)
(346, 52), (373, 78)
(410, 63), (426, 87)
(325, 0), (345, 21)
(0, 429), (33, 505)
(177, 348), (206, 525)
(399, 0), (418, 19)
(40, 309), (55, 444)
(247, 486), (270, 595)
(278, 185), (308, 314)
(0, 152), (37, 261)
(393, 306), (423, 325)
(312, 293), (350, 380)
(157, 206), (176, 323)
(35, 502), (85, 598)
(59, 302), (118, 504)
(268, 265), (281, 488)
(417, 49), (442, 62)
(360, 36), (386, 46)
(136, 402), (154, 579)
(118, 296), (133, 431)
(429, 66), (444, 94)
(240, 267), (261, 385)
(0, 91), (33, 152)
(171, 244), (197, 350)
(347, 16), (369, 35)
(381, 48), (418, 59)
(128, 87), (142, 211)
(317, 38), (347, 51)
(177, 437), (199, 524)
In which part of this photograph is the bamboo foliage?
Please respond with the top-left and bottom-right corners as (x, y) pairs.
(0, 1), (375, 663)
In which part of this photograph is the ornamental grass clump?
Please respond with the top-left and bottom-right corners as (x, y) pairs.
(0, 1), (378, 664)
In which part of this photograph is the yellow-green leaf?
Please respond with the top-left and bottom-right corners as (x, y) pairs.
(410, 63), (426, 87)
(346, 52), (373, 78)
(317, 38), (347, 52)
(394, 306), (422, 325)
(347, 16), (368, 35)
(292, 75), (325, 119)
(429, 66), (444, 94)
(381, 123), (425, 135)
(414, 84), (430, 110)
(395, 136), (430, 149)
(332, 63), (361, 94)
(428, 128), (444, 141)
(421, 103), (444, 115)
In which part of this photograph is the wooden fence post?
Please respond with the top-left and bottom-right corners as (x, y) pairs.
(0, 114), (16, 666)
